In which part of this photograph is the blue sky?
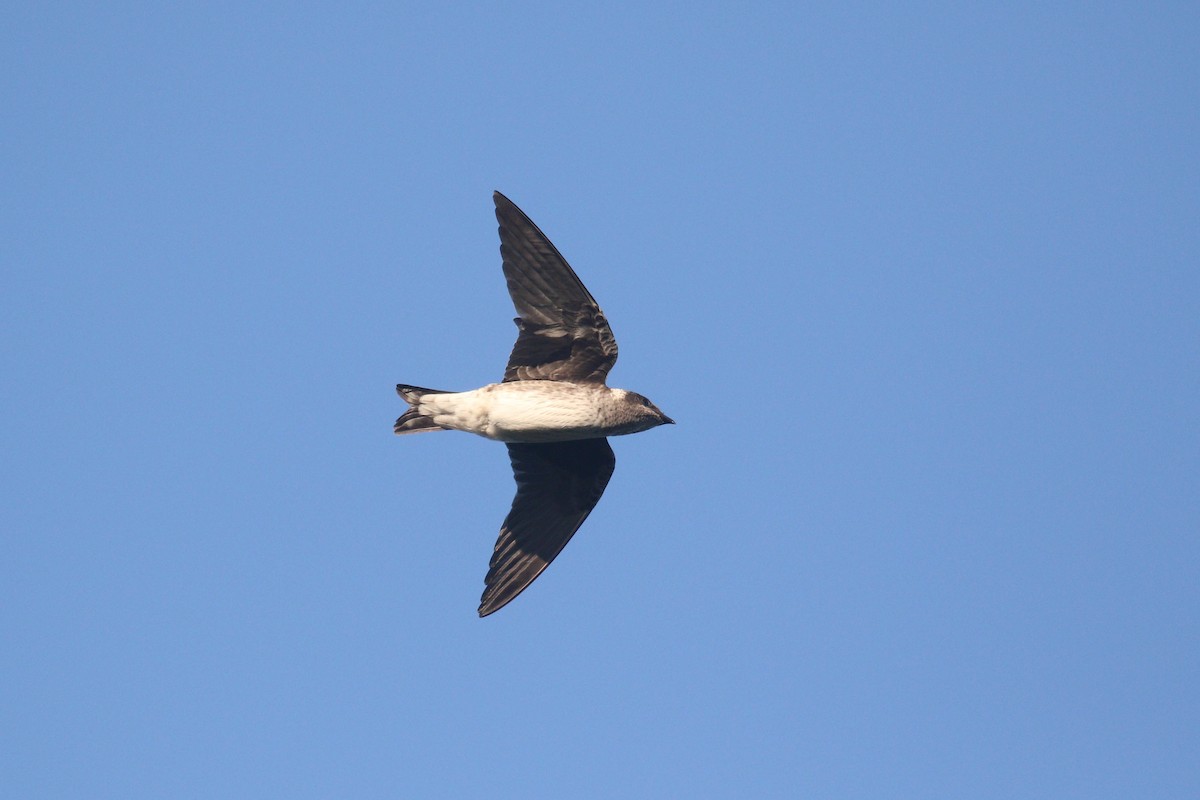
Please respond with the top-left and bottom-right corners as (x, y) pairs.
(3, 3), (1197, 797)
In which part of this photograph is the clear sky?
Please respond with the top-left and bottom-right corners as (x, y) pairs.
(3, 3), (1197, 798)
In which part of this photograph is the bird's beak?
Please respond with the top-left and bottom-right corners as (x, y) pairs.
(662, 415), (675, 425)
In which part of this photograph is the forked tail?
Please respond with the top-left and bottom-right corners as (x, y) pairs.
(394, 384), (451, 435)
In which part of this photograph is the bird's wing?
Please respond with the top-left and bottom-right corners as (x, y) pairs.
(494, 191), (618, 384)
(478, 438), (616, 616)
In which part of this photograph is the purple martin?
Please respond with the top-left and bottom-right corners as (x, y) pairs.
(395, 192), (673, 616)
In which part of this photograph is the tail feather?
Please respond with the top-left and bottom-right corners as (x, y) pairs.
(394, 384), (452, 435)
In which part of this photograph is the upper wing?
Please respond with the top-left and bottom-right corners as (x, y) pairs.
(478, 438), (616, 617)
(494, 191), (618, 384)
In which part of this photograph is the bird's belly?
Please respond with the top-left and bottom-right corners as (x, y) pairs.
(489, 423), (608, 443)
(421, 383), (609, 443)
(485, 387), (607, 443)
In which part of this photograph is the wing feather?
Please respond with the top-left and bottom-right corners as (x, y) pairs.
(494, 192), (619, 383)
(478, 438), (616, 616)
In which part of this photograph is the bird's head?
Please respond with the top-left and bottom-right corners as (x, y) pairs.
(619, 390), (675, 430)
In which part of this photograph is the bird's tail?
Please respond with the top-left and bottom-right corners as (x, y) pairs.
(394, 384), (452, 435)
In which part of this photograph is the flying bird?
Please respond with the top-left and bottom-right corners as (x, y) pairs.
(395, 192), (673, 616)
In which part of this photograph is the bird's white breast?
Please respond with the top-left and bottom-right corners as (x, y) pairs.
(418, 382), (613, 443)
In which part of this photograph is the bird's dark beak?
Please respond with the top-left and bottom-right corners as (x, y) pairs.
(662, 415), (675, 425)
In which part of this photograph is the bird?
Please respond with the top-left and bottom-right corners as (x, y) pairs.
(394, 191), (673, 617)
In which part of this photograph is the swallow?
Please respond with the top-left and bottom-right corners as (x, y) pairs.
(395, 192), (673, 616)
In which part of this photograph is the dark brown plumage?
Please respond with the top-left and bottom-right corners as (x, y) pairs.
(496, 192), (619, 384)
(479, 438), (616, 616)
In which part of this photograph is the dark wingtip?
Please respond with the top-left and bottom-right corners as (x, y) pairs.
(477, 593), (508, 618)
